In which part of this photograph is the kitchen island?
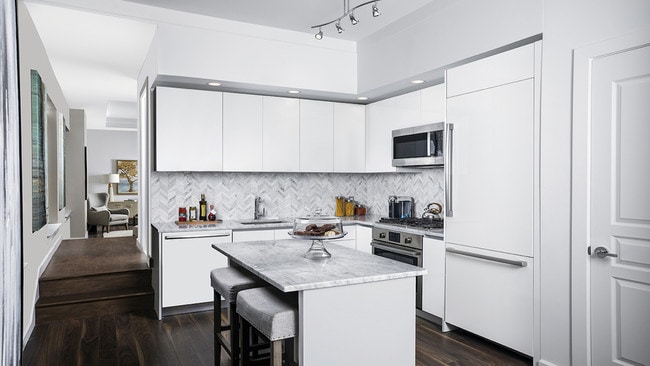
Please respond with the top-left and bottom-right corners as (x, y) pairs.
(212, 239), (426, 366)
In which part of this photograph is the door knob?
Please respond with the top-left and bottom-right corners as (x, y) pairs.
(591, 246), (618, 258)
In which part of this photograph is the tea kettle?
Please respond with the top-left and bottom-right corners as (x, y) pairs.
(422, 202), (442, 219)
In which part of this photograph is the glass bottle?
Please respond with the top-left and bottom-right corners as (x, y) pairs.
(345, 197), (355, 216)
(208, 204), (217, 221)
(335, 196), (345, 217)
(199, 194), (207, 221)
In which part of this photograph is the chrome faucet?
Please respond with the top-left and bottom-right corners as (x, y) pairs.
(254, 196), (266, 220)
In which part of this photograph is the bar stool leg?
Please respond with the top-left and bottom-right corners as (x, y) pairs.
(214, 291), (222, 365)
(270, 341), (282, 366)
(229, 301), (240, 366)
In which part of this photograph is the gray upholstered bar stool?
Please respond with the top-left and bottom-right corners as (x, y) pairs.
(210, 267), (263, 366)
(237, 286), (298, 366)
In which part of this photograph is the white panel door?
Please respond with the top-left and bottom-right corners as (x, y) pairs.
(155, 87), (222, 171)
(587, 44), (650, 366)
(223, 93), (263, 171)
(422, 237), (445, 319)
(232, 229), (274, 243)
(446, 79), (534, 257)
(263, 96), (300, 172)
(300, 100), (333, 172)
(162, 232), (230, 307)
(333, 103), (365, 172)
(356, 225), (373, 254)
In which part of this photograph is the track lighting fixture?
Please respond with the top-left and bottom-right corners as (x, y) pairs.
(336, 21), (344, 34)
(311, 0), (381, 40)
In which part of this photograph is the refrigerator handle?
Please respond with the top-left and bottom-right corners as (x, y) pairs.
(445, 123), (454, 217)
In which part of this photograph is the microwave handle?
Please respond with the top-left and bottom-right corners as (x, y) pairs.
(445, 123), (454, 217)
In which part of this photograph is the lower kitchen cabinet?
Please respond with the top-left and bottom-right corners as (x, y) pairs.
(445, 243), (533, 356)
(421, 236), (445, 319)
(330, 224), (356, 250)
(233, 229), (275, 242)
(356, 225), (372, 254)
(161, 230), (232, 309)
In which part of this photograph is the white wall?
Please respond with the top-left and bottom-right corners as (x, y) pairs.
(357, 0), (542, 93)
(86, 129), (138, 200)
(539, 1), (650, 366)
(18, 1), (70, 339)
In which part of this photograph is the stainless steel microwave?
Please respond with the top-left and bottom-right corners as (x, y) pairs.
(392, 122), (445, 167)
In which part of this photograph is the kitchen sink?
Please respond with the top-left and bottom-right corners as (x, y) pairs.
(238, 219), (289, 225)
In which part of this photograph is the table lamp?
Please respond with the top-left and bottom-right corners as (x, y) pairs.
(107, 173), (120, 202)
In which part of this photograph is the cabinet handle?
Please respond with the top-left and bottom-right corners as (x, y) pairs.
(164, 233), (231, 240)
(371, 242), (421, 257)
(445, 123), (454, 217)
(446, 247), (528, 267)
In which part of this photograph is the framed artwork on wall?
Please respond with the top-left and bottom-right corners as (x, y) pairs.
(116, 159), (138, 195)
(31, 69), (47, 232)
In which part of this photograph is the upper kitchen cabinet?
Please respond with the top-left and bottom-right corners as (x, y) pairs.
(262, 96), (300, 172)
(155, 87), (223, 171)
(223, 93), (264, 171)
(420, 84), (446, 123)
(446, 44), (535, 98)
(333, 103), (366, 173)
(300, 100), (334, 172)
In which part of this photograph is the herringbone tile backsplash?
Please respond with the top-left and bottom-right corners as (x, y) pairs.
(150, 170), (444, 223)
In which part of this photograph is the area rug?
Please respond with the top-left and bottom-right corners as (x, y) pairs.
(103, 230), (134, 238)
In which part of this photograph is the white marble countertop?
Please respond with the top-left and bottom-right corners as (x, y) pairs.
(212, 239), (427, 292)
(152, 214), (444, 239)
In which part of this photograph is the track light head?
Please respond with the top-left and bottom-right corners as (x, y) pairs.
(315, 28), (323, 40)
(349, 13), (358, 25)
(335, 21), (344, 33)
(372, 3), (380, 17)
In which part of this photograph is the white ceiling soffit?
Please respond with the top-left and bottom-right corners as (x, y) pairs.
(106, 101), (138, 129)
(121, 0), (435, 42)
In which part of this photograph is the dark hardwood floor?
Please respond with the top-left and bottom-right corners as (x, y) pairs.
(23, 309), (532, 366)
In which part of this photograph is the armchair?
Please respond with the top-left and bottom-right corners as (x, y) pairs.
(87, 192), (130, 233)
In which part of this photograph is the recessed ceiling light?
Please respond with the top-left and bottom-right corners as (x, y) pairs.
(288, 90), (301, 94)
(410, 79), (425, 84)
(207, 82), (222, 86)
(357, 96), (368, 101)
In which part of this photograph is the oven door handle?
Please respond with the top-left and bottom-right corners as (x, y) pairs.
(371, 242), (422, 257)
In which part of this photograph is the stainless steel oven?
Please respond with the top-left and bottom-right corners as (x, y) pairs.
(371, 227), (423, 309)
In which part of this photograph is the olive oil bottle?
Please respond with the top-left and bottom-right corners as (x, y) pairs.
(199, 194), (207, 221)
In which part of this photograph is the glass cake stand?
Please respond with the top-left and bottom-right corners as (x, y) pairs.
(289, 216), (347, 259)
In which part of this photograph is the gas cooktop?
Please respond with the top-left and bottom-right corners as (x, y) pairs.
(377, 217), (444, 230)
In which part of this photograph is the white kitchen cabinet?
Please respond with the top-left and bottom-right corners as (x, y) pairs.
(223, 93), (263, 171)
(355, 225), (373, 254)
(333, 103), (366, 172)
(446, 44), (535, 98)
(300, 100), (334, 172)
(161, 230), (231, 308)
(273, 228), (293, 240)
(365, 90), (422, 172)
(232, 229), (275, 242)
(155, 87), (223, 171)
(330, 224), (356, 250)
(263, 96), (300, 172)
(445, 243), (533, 356)
(421, 236), (445, 319)
(420, 84), (446, 123)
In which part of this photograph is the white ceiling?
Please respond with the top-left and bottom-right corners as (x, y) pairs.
(24, 0), (435, 130)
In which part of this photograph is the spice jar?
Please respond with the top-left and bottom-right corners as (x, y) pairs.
(189, 206), (198, 221)
(178, 207), (187, 222)
(355, 204), (367, 216)
(345, 197), (355, 216)
(335, 196), (345, 217)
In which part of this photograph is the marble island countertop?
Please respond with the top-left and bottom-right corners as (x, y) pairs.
(212, 239), (427, 292)
(152, 214), (444, 239)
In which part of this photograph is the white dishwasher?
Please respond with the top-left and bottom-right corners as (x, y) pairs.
(161, 230), (232, 310)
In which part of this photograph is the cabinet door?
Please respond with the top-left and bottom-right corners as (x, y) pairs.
(263, 96), (300, 172)
(300, 100), (333, 172)
(162, 232), (230, 308)
(333, 103), (365, 172)
(356, 225), (372, 254)
(446, 43), (535, 97)
(155, 87), (222, 171)
(223, 93), (263, 171)
(274, 228), (293, 240)
(445, 243), (533, 356)
(421, 237), (445, 318)
(446, 80), (534, 257)
(365, 90), (420, 172)
(232, 229), (275, 243)
(420, 84), (446, 123)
